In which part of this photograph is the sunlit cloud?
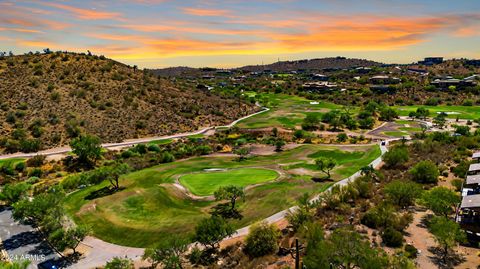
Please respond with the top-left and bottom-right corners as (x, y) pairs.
(181, 7), (234, 17)
(40, 2), (123, 20)
(2, 0), (480, 67)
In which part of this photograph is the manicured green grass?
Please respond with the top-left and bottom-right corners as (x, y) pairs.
(383, 131), (408, 137)
(188, 134), (205, 139)
(284, 146), (381, 177)
(395, 119), (415, 125)
(0, 158), (25, 167)
(394, 105), (480, 119)
(237, 93), (344, 129)
(179, 168), (279, 196)
(147, 138), (173, 145)
(398, 127), (422, 132)
(64, 144), (380, 247)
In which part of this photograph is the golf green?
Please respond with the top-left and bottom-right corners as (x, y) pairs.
(178, 168), (279, 196)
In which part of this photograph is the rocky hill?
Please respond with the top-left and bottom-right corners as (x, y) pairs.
(0, 52), (257, 153)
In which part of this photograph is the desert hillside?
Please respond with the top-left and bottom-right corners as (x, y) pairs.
(0, 52), (257, 153)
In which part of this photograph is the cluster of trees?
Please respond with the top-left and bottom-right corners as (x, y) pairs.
(11, 186), (88, 257)
(301, 101), (399, 133)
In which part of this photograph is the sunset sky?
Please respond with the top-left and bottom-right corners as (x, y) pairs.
(1, 0), (479, 68)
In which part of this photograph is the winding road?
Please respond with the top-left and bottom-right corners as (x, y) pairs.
(0, 107), (270, 161)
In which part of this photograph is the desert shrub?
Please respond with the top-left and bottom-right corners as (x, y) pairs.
(20, 139), (41, 153)
(14, 162), (26, 172)
(26, 155), (46, 167)
(451, 178), (463, 192)
(160, 152), (175, 163)
(244, 221), (279, 257)
(336, 133), (348, 142)
(404, 244), (418, 259)
(382, 146), (409, 168)
(409, 160), (439, 184)
(381, 227), (403, 247)
(147, 144), (161, 152)
(28, 168), (43, 178)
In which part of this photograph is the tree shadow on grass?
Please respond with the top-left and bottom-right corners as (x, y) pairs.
(85, 186), (125, 200)
(210, 203), (243, 220)
(311, 176), (334, 183)
(428, 246), (466, 269)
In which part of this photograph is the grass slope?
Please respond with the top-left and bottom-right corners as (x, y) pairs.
(179, 168), (279, 196)
(64, 144), (380, 247)
(236, 93), (344, 129)
(394, 105), (480, 119)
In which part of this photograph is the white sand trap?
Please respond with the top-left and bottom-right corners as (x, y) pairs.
(437, 111), (460, 115)
(203, 168), (227, 172)
(310, 101), (319, 105)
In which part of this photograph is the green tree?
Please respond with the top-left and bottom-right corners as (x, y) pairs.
(104, 257), (134, 269)
(384, 180), (422, 208)
(433, 113), (447, 129)
(409, 160), (439, 184)
(379, 107), (398, 121)
(234, 147), (250, 161)
(315, 157), (337, 179)
(421, 187), (460, 217)
(244, 221), (279, 257)
(193, 216), (234, 250)
(63, 226), (89, 255)
(0, 260), (30, 269)
(274, 139), (285, 152)
(214, 185), (245, 212)
(106, 163), (130, 190)
(0, 182), (31, 204)
(70, 134), (102, 165)
(382, 146), (409, 168)
(429, 216), (466, 263)
(142, 236), (187, 269)
(415, 107), (430, 120)
(302, 113), (320, 130)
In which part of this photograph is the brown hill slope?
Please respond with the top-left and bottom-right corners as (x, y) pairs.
(0, 52), (257, 153)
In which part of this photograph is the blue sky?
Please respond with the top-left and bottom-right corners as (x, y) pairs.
(0, 0), (479, 68)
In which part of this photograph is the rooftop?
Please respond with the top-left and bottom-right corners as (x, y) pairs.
(468, 163), (480, 172)
(473, 151), (480, 159)
(466, 175), (480, 186)
(460, 194), (480, 209)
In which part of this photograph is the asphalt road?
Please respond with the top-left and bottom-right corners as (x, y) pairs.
(0, 208), (61, 269)
(0, 108), (269, 161)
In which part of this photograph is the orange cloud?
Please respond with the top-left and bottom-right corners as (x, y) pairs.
(182, 7), (233, 17)
(0, 27), (44, 34)
(17, 40), (57, 48)
(41, 2), (123, 20)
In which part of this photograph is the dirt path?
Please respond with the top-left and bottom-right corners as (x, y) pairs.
(405, 210), (438, 268)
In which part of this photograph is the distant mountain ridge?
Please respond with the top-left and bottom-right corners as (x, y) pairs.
(239, 57), (382, 72)
(150, 57), (382, 76)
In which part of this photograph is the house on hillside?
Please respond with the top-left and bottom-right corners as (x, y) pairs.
(309, 73), (329, 81)
(457, 151), (480, 238)
(301, 82), (338, 93)
(368, 75), (400, 94)
(468, 163), (480, 175)
(369, 75), (400, 85)
(431, 76), (477, 90)
(419, 57), (443, 65)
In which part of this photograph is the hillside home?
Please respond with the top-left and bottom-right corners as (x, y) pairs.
(419, 57), (443, 65)
(456, 152), (480, 238)
(301, 82), (338, 93)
